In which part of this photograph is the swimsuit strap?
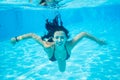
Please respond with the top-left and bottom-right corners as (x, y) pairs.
(49, 46), (56, 61)
(64, 45), (70, 60)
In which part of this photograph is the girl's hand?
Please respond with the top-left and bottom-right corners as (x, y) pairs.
(98, 40), (107, 45)
(11, 37), (18, 45)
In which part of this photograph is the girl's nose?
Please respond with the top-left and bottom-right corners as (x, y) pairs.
(58, 38), (62, 42)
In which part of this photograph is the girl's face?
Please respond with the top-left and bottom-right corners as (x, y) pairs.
(53, 31), (67, 46)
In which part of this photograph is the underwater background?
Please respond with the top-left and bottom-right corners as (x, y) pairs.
(0, 0), (120, 80)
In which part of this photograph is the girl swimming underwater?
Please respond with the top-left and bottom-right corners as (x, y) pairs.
(11, 15), (106, 72)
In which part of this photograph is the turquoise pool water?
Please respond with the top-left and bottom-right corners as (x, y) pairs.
(0, 0), (120, 80)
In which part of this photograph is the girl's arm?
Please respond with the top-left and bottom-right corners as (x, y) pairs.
(70, 32), (106, 48)
(11, 33), (46, 47)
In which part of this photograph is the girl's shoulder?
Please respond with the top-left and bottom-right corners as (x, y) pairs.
(43, 41), (54, 48)
(43, 42), (54, 54)
(65, 41), (73, 50)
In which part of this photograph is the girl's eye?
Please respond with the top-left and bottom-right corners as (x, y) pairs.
(55, 36), (59, 39)
(55, 36), (64, 39)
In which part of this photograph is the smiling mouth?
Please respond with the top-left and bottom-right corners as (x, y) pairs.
(57, 42), (63, 45)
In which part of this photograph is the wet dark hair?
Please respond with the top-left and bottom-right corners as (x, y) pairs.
(40, 0), (46, 4)
(42, 14), (69, 42)
(39, 0), (47, 6)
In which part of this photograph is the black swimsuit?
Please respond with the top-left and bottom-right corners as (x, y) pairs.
(49, 46), (70, 61)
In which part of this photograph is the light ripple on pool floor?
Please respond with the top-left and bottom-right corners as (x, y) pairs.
(0, 35), (120, 80)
